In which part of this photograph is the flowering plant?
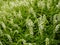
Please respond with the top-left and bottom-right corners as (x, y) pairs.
(0, 0), (60, 45)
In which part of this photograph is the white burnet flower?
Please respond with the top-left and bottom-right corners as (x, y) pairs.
(46, 0), (52, 9)
(9, 0), (20, 8)
(38, 16), (44, 38)
(28, 0), (35, 5)
(17, 39), (26, 45)
(53, 14), (57, 24)
(57, 13), (60, 21)
(26, 19), (34, 27)
(24, 43), (28, 45)
(56, 1), (60, 8)
(29, 7), (36, 17)
(13, 11), (16, 16)
(0, 30), (3, 36)
(30, 0), (35, 4)
(1, 2), (10, 11)
(26, 19), (34, 35)
(1, 22), (6, 30)
(29, 27), (34, 35)
(24, 43), (36, 45)
(43, 15), (47, 23)
(2, 16), (6, 22)
(9, 1), (16, 8)
(38, 16), (43, 25)
(4, 34), (12, 43)
(45, 38), (49, 45)
(29, 43), (32, 45)
(38, 15), (47, 39)
(1, 3), (6, 10)
(38, 15), (47, 30)
(13, 24), (19, 28)
(38, 25), (44, 39)
(29, 7), (33, 13)
(37, 0), (45, 9)
(17, 11), (23, 19)
(53, 13), (60, 24)
(19, 0), (29, 7)
(55, 24), (60, 33)
(39, 24), (44, 31)
(14, 30), (19, 34)
(9, 0), (29, 8)
(13, 24), (20, 29)
(9, 18), (14, 24)
(28, 43), (36, 45)
(8, 27), (12, 33)
(0, 11), (7, 17)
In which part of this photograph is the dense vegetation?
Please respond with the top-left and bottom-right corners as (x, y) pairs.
(0, 0), (60, 45)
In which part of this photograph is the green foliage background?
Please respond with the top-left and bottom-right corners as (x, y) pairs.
(0, 0), (60, 45)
